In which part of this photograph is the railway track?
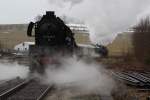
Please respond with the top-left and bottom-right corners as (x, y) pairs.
(0, 78), (25, 96)
(0, 78), (53, 100)
(112, 71), (150, 88)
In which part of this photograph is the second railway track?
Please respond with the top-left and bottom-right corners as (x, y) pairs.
(0, 78), (53, 100)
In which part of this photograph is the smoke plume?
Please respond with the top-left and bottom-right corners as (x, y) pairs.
(48, 0), (84, 7)
(35, 57), (115, 95)
(47, 0), (150, 45)
(0, 62), (29, 80)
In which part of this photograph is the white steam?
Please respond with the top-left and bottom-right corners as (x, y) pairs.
(37, 57), (115, 95)
(47, 0), (150, 45)
(0, 62), (29, 80)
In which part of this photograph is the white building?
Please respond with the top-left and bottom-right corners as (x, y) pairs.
(67, 24), (91, 44)
(67, 24), (89, 34)
(14, 42), (34, 52)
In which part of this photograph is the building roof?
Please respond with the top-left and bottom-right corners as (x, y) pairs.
(77, 43), (95, 48)
(23, 42), (34, 45)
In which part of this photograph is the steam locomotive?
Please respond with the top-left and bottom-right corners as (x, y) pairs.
(27, 11), (77, 73)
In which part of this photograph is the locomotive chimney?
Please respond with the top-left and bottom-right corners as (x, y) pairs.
(46, 11), (55, 17)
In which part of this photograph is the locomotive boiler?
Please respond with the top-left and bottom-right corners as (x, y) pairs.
(27, 11), (77, 73)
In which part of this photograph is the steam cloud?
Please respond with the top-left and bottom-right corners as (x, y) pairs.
(48, 0), (150, 45)
(0, 62), (29, 80)
(35, 57), (115, 95)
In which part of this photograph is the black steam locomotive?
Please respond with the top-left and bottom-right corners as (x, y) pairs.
(27, 11), (77, 73)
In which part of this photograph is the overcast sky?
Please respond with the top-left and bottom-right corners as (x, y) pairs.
(0, 0), (51, 24)
(1, 0), (149, 24)
(1, 0), (150, 44)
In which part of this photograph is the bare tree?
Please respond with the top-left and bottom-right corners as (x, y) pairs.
(132, 17), (150, 64)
